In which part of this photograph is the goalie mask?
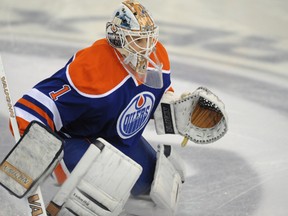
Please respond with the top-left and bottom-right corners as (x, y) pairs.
(106, 0), (163, 89)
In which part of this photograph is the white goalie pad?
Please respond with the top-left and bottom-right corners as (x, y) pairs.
(0, 121), (63, 198)
(162, 144), (186, 183)
(150, 144), (182, 214)
(123, 144), (183, 216)
(47, 138), (142, 216)
(154, 87), (228, 144)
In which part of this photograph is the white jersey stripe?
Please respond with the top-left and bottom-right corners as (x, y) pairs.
(161, 69), (171, 74)
(26, 88), (63, 130)
(14, 107), (45, 125)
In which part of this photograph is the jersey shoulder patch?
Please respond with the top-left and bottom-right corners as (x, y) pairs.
(67, 39), (129, 96)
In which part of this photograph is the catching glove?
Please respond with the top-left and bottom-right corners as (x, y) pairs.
(154, 87), (228, 146)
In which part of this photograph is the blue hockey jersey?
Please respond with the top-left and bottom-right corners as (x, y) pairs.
(13, 38), (172, 184)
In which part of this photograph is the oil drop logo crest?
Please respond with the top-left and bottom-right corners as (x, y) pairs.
(117, 92), (155, 139)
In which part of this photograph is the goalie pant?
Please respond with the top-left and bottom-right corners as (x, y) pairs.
(46, 138), (186, 216)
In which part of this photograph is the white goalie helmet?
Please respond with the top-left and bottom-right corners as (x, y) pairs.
(106, 0), (163, 89)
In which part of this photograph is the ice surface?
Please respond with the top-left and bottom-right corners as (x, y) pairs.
(0, 0), (288, 215)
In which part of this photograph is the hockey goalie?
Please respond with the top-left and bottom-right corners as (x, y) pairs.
(0, 1), (228, 216)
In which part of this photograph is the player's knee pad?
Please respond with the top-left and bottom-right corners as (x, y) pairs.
(124, 144), (185, 216)
(47, 138), (142, 216)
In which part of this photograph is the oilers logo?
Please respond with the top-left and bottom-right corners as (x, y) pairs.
(117, 92), (155, 139)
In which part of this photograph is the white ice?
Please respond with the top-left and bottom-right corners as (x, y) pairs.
(0, 0), (288, 215)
